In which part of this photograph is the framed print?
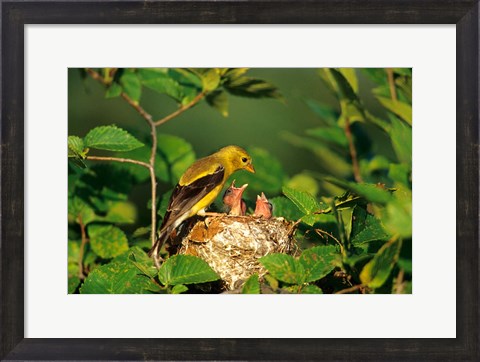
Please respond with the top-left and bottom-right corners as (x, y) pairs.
(1, 0), (478, 360)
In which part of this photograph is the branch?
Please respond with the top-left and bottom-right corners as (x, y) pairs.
(386, 68), (398, 102)
(344, 117), (363, 183)
(153, 91), (206, 127)
(335, 284), (365, 294)
(78, 216), (88, 279)
(315, 228), (345, 256)
(86, 155), (151, 169)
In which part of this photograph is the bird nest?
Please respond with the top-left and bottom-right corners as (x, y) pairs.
(177, 215), (299, 290)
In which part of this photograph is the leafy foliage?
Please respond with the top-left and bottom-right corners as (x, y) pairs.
(68, 67), (411, 294)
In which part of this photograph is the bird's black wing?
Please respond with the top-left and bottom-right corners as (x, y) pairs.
(159, 165), (225, 231)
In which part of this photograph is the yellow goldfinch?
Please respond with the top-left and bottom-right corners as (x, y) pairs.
(149, 145), (255, 263)
(254, 192), (273, 219)
(223, 180), (248, 216)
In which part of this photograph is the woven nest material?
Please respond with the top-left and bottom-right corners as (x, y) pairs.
(178, 215), (299, 290)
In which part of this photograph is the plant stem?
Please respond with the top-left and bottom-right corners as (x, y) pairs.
(344, 117), (363, 183)
(386, 68), (398, 102)
(153, 91), (206, 127)
(78, 216), (88, 279)
(335, 284), (364, 294)
(315, 228), (345, 256)
(86, 156), (151, 169)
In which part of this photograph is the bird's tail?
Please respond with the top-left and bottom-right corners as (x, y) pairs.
(148, 226), (171, 261)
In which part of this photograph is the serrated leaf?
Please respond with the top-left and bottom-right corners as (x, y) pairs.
(87, 224), (129, 259)
(84, 125), (144, 152)
(269, 197), (303, 220)
(222, 68), (249, 82)
(259, 254), (305, 285)
(80, 258), (161, 294)
(376, 96), (412, 126)
(299, 245), (338, 282)
(389, 115), (412, 165)
(206, 90), (229, 117)
(158, 255), (220, 286)
(120, 70), (141, 102)
(68, 136), (85, 156)
(350, 205), (390, 245)
(282, 186), (320, 215)
(99, 201), (137, 224)
(242, 274), (260, 294)
(142, 72), (183, 101)
(105, 82), (122, 98)
(360, 238), (402, 289)
(128, 246), (158, 278)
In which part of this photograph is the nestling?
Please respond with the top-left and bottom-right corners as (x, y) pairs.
(223, 180), (248, 216)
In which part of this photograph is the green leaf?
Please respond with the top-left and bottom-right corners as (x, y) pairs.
(350, 206), (390, 246)
(259, 254), (305, 285)
(84, 125), (144, 152)
(242, 274), (260, 294)
(80, 257), (161, 294)
(68, 136), (85, 156)
(141, 72), (183, 101)
(360, 238), (402, 289)
(305, 127), (348, 147)
(286, 173), (319, 197)
(201, 68), (221, 91)
(389, 163), (411, 186)
(299, 245), (338, 282)
(171, 284), (189, 294)
(105, 82), (122, 98)
(338, 68), (358, 93)
(68, 276), (81, 294)
(301, 285), (323, 294)
(282, 186), (320, 215)
(234, 147), (286, 196)
(376, 96), (412, 126)
(156, 134), (196, 184)
(127, 246), (158, 278)
(224, 76), (283, 100)
(68, 196), (96, 225)
(158, 255), (220, 286)
(389, 115), (412, 165)
(324, 177), (393, 204)
(119, 70), (141, 102)
(269, 197), (303, 220)
(206, 90), (229, 117)
(282, 132), (351, 178)
(305, 99), (338, 126)
(87, 224), (129, 259)
(99, 201), (137, 224)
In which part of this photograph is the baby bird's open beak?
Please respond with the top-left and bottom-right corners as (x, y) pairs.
(254, 192), (273, 219)
(245, 163), (255, 173)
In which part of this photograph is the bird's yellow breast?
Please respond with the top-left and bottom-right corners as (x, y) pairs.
(190, 184), (224, 216)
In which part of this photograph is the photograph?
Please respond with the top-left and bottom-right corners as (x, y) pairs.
(68, 67), (412, 294)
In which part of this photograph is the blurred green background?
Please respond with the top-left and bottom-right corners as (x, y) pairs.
(69, 68), (387, 176)
(69, 68), (392, 225)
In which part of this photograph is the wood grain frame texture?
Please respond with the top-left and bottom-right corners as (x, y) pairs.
(0, 0), (478, 360)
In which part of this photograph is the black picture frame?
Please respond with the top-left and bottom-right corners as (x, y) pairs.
(1, 0), (478, 360)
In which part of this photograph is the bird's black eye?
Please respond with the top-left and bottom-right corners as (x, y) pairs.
(268, 202), (273, 211)
(241, 157), (248, 163)
(225, 189), (232, 195)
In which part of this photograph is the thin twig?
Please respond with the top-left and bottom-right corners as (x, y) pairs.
(86, 155), (151, 169)
(153, 91), (206, 127)
(344, 117), (363, 183)
(386, 68), (398, 102)
(395, 269), (405, 294)
(78, 216), (88, 279)
(315, 228), (345, 256)
(335, 284), (364, 294)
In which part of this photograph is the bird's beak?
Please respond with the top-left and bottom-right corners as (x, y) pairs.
(245, 163), (255, 173)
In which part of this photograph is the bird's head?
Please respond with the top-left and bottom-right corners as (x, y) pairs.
(223, 180), (248, 215)
(254, 192), (273, 219)
(218, 145), (255, 173)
